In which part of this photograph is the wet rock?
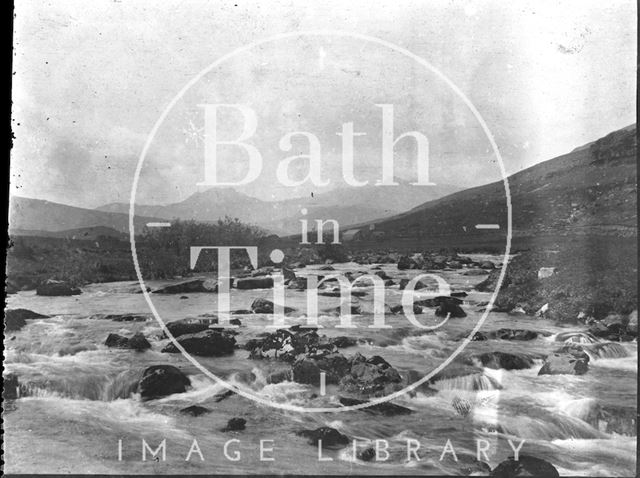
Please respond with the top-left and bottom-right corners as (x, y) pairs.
(490, 455), (559, 477)
(538, 350), (589, 376)
(153, 278), (218, 294)
(374, 270), (392, 280)
(451, 291), (468, 298)
(267, 369), (293, 384)
(165, 319), (210, 338)
(330, 336), (358, 348)
(340, 353), (403, 397)
(319, 289), (367, 298)
(232, 309), (253, 315)
(3, 373), (20, 400)
(319, 265), (335, 271)
(180, 405), (211, 417)
(139, 365), (191, 400)
(397, 255), (416, 270)
(213, 389), (235, 402)
(222, 417), (246, 432)
(287, 277), (308, 290)
(105, 332), (151, 351)
(282, 267), (296, 281)
(416, 296), (463, 307)
(390, 304), (423, 315)
(554, 331), (599, 344)
(466, 352), (534, 370)
(250, 298), (296, 314)
(338, 396), (412, 416)
(249, 328), (329, 362)
(293, 352), (350, 385)
(296, 427), (350, 448)
(5, 312), (27, 332)
(435, 301), (467, 318)
(229, 318), (242, 326)
(236, 277), (274, 289)
(161, 329), (236, 357)
(476, 329), (538, 341)
(357, 447), (376, 462)
(480, 261), (496, 270)
(36, 280), (81, 296)
(5, 308), (49, 323)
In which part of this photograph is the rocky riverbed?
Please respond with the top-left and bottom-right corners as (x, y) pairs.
(3, 254), (637, 475)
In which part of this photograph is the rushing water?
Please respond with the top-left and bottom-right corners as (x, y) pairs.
(3, 257), (637, 475)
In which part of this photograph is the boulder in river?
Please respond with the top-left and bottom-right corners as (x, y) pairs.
(435, 301), (467, 318)
(36, 280), (81, 296)
(296, 427), (350, 449)
(538, 350), (589, 376)
(153, 278), (218, 294)
(138, 365), (191, 400)
(3, 373), (20, 400)
(490, 455), (559, 477)
(250, 298), (296, 314)
(164, 319), (210, 338)
(340, 353), (403, 397)
(161, 329), (236, 357)
(105, 332), (151, 351)
(5, 312), (27, 332)
(397, 255), (416, 270)
(5, 308), (49, 322)
(236, 277), (274, 289)
(471, 328), (538, 341)
(292, 352), (350, 385)
(466, 351), (535, 370)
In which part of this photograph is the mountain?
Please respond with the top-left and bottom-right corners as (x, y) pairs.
(96, 181), (460, 235)
(8, 196), (161, 236)
(341, 124), (637, 245)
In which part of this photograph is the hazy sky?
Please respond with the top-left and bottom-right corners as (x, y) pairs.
(11, 0), (636, 207)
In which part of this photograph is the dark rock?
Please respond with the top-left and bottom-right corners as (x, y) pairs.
(340, 353), (403, 397)
(450, 291), (468, 298)
(236, 277), (274, 289)
(180, 296), (189, 299)
(491, 455), (559, 477)
(165, 319), (210, 338)
(36, 280), (81, 296)
(436, 302), (467, 318)
(5, 312), (27, 332)
(466, 352), (534, 370)
(319, 265), (335, 271)
(153, 279), (218, 294)
(213, 389), (235, 402)
(139, 365), (191, 400)
(161, 330), (236, 357)
(287, 277), (308, 290)
(357, 447), (376, 462)
(229, 318), (242, 326)
(3, 373), (20, 400)
(105, 332), (151, 351)
(330, 336), (358, 348)
(250, 298), (296, 314)
(473, 329), (538, 341)
(282, 267), (296, 281)
(222, 417), (246, 432)
(390, 304), (423, 315)
(5, 309), (49, 322)
(267, 369), (293, 384)
(415, 296), (463, 307)
(180, 405), (211, 416)
(296, 427), (350, 448)
(109, 314), (149, 322)
(232, 309), (253, 315)
(397, 255), (416, 270)
(293, 353), (350, 385)
(480, 261), (495, 270)
(319, 290), (367, 298)
(538, 350), (589, 376)
(338, 396), (412, 415)
(374, 270), (392, 280)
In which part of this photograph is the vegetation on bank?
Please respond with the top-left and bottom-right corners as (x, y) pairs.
(6, 217), (269, 289)
(477, 236), (637, 320)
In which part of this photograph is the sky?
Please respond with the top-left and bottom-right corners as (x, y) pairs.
(11, 0), (637, 208)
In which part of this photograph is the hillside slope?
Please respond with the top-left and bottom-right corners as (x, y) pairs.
(348, 124), (636, 244)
